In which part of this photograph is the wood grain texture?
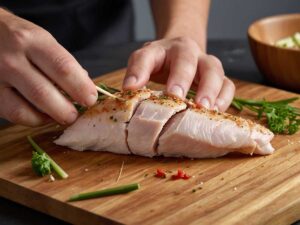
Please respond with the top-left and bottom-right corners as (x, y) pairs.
(248, 13), (300, 91)
(1, 68), (300, 225)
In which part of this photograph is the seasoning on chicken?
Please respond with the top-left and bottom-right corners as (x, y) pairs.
(54, 89), (152, 154)
(55, 89), (275, 158)
(157, 106), (274, 158)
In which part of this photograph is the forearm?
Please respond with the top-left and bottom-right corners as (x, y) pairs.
(150, 0), (210, 51)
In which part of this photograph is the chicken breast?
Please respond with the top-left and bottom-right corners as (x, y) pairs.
(55, 88), (275, 158)
(157, 106), (274, 158)
(127, 95), (186, 157)
(54, 89), (151, 154)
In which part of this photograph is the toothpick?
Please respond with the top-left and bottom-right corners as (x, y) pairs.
(116, 161), (125, 182)
(95, 86), (125, 101)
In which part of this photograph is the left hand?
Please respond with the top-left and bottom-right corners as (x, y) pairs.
(122, 37), (235, 112)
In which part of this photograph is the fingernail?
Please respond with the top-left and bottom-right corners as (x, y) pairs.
(169, 85), (184, 98)
(86, 93), (98, 106)
(200, 98), (210, 109)
(123, 76), (137, 88)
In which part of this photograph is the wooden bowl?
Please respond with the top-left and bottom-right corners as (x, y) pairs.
(248, 14), (300, 92)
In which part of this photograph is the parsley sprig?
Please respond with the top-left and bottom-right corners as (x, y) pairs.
(187, 90), (300, 135)
(232, 97), (300, 134)
(28, 136), (69, 179)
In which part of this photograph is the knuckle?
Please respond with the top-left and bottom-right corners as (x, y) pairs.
(143, 41), (153, 47)
(29, 83), (49, 104)
(76, 81), (90, 95)
(226, 78), (236, 91)
(171, 45), (199, 60)
(7, 106), (26, 124)
(0, 55), (19, 74)
(217, 72), (225, 80)
(180, 51), (198, 64)
(174, 36), (192, 44)
(207, 55), (223, 68)
(155, 45), (166, 55)
(10, 28), (33, 48)
(200, 85), (220, 99)
(131, 48), (148, 59)
(178, 61), (196, 76)
(206, 86), (220, 98)
(53, 55), (75, 76)
(174, 37), (199, 48)
(34, 28), (52, 40)
(127, 63), (145, 75)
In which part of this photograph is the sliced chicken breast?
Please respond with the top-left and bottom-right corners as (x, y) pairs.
(55, 88), (275, 159)
(127, 95), (186, 157)
(157, 106), (274, 158)
(54, 89), (151, 154)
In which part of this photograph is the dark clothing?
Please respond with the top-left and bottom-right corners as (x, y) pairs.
(1, 0), (134, 52)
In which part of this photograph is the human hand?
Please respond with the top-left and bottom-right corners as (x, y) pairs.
(123, 37), (235, 112)
(0, 9), (97, 126)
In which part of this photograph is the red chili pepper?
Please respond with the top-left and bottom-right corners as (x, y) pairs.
(155, 168), (166, 178)
(171, 169), (191, 180)
(177, 169), (184, 178)
(183, 174), (191, 180)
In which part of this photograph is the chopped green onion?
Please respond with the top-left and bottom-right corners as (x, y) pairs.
(27, 136), (69, 179)
(68, 183), (140, 202)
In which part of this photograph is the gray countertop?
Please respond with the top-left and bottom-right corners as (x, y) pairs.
(1, 39), (299, 225)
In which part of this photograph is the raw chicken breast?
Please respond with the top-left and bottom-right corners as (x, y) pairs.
(55, 88), (275, 159)
(127, 95), (186, 157)
(54, 89), (151, 154)
(157, 106), (274, 158)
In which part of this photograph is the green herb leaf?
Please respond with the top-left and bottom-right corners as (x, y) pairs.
(231, 97), (300, 134)
(28, 136), (69, 179)
(31, 151), (51, 176)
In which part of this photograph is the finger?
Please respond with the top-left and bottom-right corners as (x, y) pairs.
(0, 86), (50, 126)
(26, 33), (97, 107)
(123, 44), (166, 90)
(214, 78), (235, 112)
(195, 55), (225, 109)
(166, 46), (198, 98)
(6, 57), (78, 124)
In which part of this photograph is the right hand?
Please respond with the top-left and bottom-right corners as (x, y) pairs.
(0, 9), (97, 127)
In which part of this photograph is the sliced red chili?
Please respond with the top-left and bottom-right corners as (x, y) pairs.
(177, 169), (184, 178)
(182, 174), (191, 180)
(172, 169), (191, 180)
(155, 168), (166, 178)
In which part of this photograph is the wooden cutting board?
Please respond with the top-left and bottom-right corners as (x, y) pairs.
(1, 68), (300, 225)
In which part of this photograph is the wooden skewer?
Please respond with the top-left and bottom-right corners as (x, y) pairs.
(95, 86), (125, 101)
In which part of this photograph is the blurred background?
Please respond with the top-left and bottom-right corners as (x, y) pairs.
(133, 0), (300, 40)
(72, 0), (300, 90)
